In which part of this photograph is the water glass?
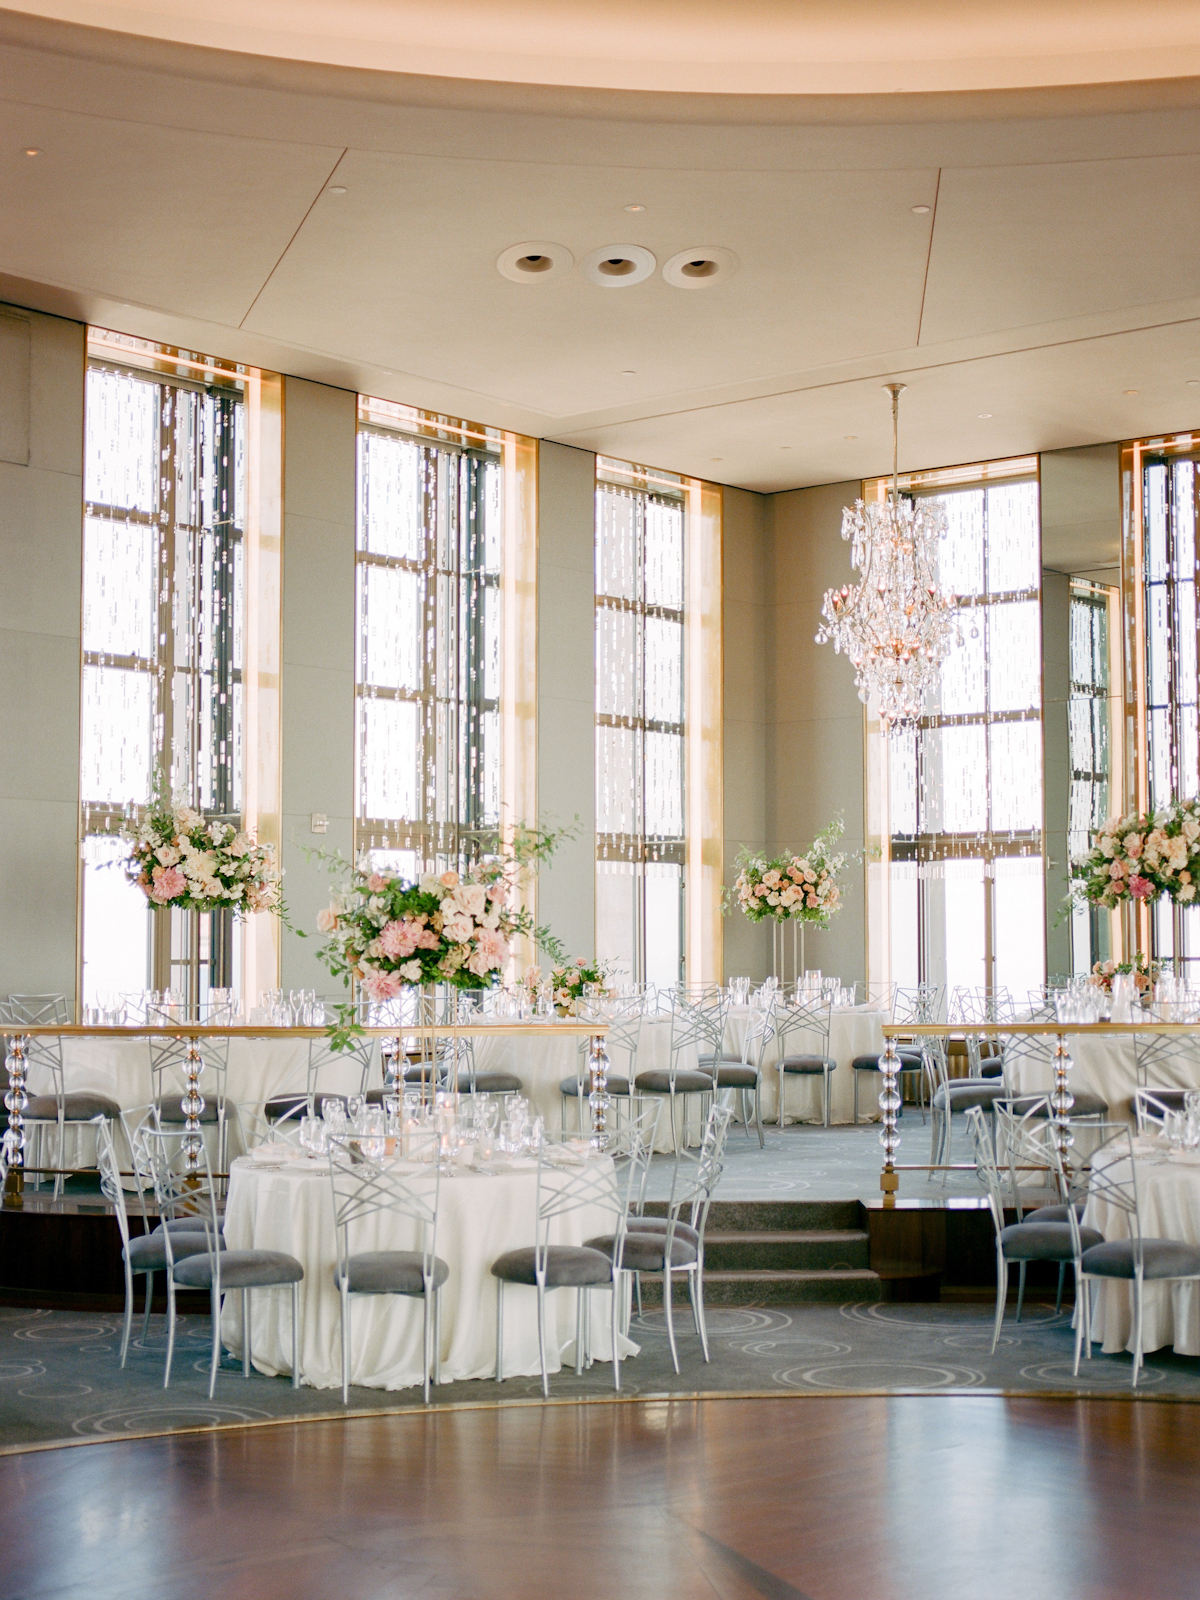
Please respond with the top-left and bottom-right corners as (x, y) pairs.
(323, 1098), (348, 1139)
(361, 1107), (386, 1162)
(346, 1094), (366, 1132)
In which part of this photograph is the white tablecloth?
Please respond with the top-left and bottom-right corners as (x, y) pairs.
(220, 1147), (635, 1390)
(1083, 1142), (1200, 1356)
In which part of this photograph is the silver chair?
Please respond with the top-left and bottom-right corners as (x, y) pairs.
(634, 990), (725, 1153)
(966, 1106), (1101, 1357)
(143, 1126), (303, 1396)
(773, 995), (837, 1127)
(3, 994), (118, 1199)
(560, 998), (644, 1132)
(926, 1034), (1011, 1177)
(491, 1109), (658, 1396)
(1133, 1031), (1200, 1108)
(1073, 1122), (1200, 1388)
(1133, 1086), (1189, 1133)
(148, 1032), (232, 1173)
(328, 1136), (448, 1404)
(263, 1034), (374, 1124)
(993, 1096), (1082, 1316)
(589, 1102), (733, 1373)
(94, 1114), (215, 1370)
(999, 1027), (1109, 1123)
(699, 995), (771, 1147)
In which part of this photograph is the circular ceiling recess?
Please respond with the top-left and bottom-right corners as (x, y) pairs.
(581, 244), (657, 288)
(496, 241), (573, 282)
(662, 247), (739, 288)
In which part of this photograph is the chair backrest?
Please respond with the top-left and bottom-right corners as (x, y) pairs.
(328, 1138), (442, 1288)
(306, 1034), (374, 1099)
(149, 1032), (231, 1104)
(772, 994), (832, 1056)
(1132, 1087), (1184, 1135)
(993, 1097), (1064, 1219)
(139, 1125), (223, 1269)
(1074, 1122), (1145, 1261)
(93, 1115), (134, 1255)
(2, 994), (71, 1025)
(965, 1033), (1010, 1085)
(1133, 1031), (1200, 1090)
(740, 995), (777, 1070)
(575, 998), (644, 1082)
(528, 1125), (658, 1273)
(607, 1101), (661, 1220)
(236, 1098), (306, 1150)
(949, 987), (1013, 1025)
(894, 984), (944, 1025)
(668, 991), (728, 1063)
(653, 1102), (733, 1248)
(119, 1102), (162, 1228)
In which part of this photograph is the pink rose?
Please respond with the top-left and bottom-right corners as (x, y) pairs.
(362, 969), (404, 1002)
(1129, 875), (1155, 900)
(471, 927), (509, 973)
(439, 871), (460, 888)
(316, 906), (338, 933)
(367, 873), (390, 893)
(149, 865), (186, 904)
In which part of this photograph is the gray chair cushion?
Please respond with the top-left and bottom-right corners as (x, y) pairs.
(172, 1249), (304, 1290)
(851, 1053), (923, 1073)
(156, 1094), (221, 1124)
(1025, 1202), (1084, 1224)
(24, 1092), (122, 1121)
(780, 1055), (836, 1075)
(585, 1231), (699, 1270)
(626, 1216), (701, 1247)
(634, 1070), (714, 1094)
(1081, 1237), (1200, 1280)
(980, 1063), (1005, 1079)
(560, 1074), (631, 1097)
(999, 1221), (1102, 1261)
(403, 1064), (441, 1083)
(932, 1082), (1008, 1111)
(333, 1251), (449, 1294)
(715, 1065), (758, 1087)
(1140, 1090), (1188, 1113)
(491, 1244), (613, 1288)
(455, 1072), (524, 1094)
(264, 1094), (308, 1122)
(125, 1231), (221, 1270)
(1011, 1093), (1109, 1119)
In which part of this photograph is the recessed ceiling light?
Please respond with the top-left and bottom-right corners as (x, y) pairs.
(23, 147), (39, 156)
(1124, 389), (1139, 396)
(978, 413), (992, 419)
(497, 240), (574, 283)
(780, 445), (792, 451)
(581, 244), (656, 288)
(326, 185), (348, 195)
(844, 435), (858, 441)
(620, 369), (636, 376)
(911, 204), (931, 214)
(623, 204), (645, 213)
(662, 247), (739, 290)
(711, 457), (723, 462)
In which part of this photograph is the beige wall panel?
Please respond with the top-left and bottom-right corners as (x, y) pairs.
(280, 377), (357, 993)
(537, 440), (596, 962)
(0, 306), (84, 1000)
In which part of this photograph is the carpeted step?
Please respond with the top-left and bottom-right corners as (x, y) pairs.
(641, 1199), (865, 1232)
(702, 1229), (870, 1273)
(639, 1267), (882, 1307)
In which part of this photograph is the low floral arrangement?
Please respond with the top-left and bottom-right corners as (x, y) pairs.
(1089, 954), (1160, 999)
(1070, 800), (1200, 910)
(122, 788), (281, 917)
(548, 957), (617, 1016)
(726, 816), (846, 926)
(314, 824), (570, 1046)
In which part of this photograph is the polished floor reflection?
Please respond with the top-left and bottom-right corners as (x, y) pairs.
(3, 1396), (1198, 1599)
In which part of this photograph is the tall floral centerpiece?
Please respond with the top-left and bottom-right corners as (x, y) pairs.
(726, 816), (847, 983)
(548, 957), (617, 1017)
(121, 788), (282, 917)
(1070, 800), (1200, 911)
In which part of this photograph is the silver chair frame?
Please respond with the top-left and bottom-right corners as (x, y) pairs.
(773, 997), (836, 1128)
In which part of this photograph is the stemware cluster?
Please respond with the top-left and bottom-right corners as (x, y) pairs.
(296, 1090), (545, 1177)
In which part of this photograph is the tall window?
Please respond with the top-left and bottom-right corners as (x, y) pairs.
(594, 459), (685, 988)
(355, 404), (501, 879)
(884, 464), (1044, 999)
(80, 337), (249, 1007)
(1142, 453), (1200, 974)
(1068, 581), (1113, 974)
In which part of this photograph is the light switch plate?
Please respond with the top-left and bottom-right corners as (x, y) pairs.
(310, 813), (328, 834)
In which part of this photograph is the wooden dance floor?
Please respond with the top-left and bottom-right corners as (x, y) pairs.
(2, 1395), (1196, 1599)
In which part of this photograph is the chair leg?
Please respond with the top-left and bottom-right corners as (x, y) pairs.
(1055, 1262), (1067, 1316)
(575, 1287), (586, 1376)
(120, 1260), (135, 1368)
(662, 1270), (680, 1374)
(494, 1280), (505, 1382)
(207, 1282), (220, 1400)
(777, 1068), (786, 1128)
(611, 1276), (622, 1392)
(992, 1255), (1008, 1354)
(141, 1269), (155, 1349)
(164, 1273), (178, 1389)
(291, 1282), (301, 1389)
(1015, 1261), (1027, 1324)
(753, 1081), (764, 1150)
(242, 1288), (252, 1377)
(1132, 1271), (1144, 1389)
(433, 1287), (442, 1385)
(823, 1069), (831, 1129)
(341, 1285), (351, 1404)
(854, 1073), (860, 1125)
(422, 1287), (433, 1404)
(536, 1280), (549, 1399)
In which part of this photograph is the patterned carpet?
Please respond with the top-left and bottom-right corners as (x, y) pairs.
(4, 1294), (1199, 1454)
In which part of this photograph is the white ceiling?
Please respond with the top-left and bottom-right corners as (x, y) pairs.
(3, 9), (1200, 492)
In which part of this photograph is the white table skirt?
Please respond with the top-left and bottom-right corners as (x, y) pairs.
(1083, 1145), (1200, 1357)
(220, 1149), (636, 1390)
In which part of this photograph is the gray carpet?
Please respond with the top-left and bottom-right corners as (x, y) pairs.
(3, 1295), (1199, 1454)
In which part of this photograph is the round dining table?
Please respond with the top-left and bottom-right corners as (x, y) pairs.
(219, 1143), (638, 1390)
(1083, 1136), (1200, 1357)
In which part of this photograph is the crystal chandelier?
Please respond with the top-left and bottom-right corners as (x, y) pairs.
(817, 383), (962, 733)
